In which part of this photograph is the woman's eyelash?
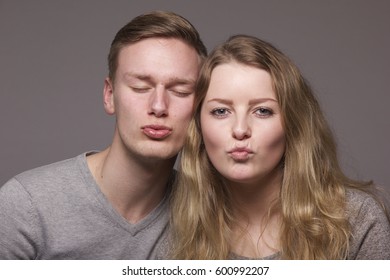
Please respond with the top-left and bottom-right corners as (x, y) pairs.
(255, 107), (273, 116)
(209, 107), (274, 118)
(210, 108), (229, 117)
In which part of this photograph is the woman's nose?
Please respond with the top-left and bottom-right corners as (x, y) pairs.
(232, 116), (251, 140)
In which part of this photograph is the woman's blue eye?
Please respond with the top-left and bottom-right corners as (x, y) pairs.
(211, 108), (229, 117)
(255, 107), (273, 117)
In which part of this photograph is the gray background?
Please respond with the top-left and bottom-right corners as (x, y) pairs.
(1, 0), (389, 192)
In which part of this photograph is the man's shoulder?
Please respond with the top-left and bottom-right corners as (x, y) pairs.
(17, 154), (80, 179)
(4, 153), (89, 194)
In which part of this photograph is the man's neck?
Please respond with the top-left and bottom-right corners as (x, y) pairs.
(87, 146), (175, 224)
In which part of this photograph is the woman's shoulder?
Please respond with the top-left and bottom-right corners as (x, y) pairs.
(345, 187), (387, 217)
(345, 187), (390, 259)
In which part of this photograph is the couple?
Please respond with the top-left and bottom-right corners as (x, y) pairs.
(1, 11), (389, 260)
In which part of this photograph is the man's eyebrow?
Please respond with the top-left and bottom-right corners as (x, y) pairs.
(123, 72), (153, 82)
(167, 77), (196, 86)
(123, 72), (195, 86)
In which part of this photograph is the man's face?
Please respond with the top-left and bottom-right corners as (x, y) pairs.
(104, 38), (201, 162)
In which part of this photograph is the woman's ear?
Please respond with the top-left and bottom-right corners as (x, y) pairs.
(103, 77), (115, 115)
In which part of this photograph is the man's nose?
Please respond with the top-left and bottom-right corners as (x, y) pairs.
(148, 86), (168, 117)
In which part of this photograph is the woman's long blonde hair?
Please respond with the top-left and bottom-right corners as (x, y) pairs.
(170, 35), (377, 259)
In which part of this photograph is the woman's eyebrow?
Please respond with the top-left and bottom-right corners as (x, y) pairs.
(206, 98), (233, 105)
(248, 98), (277, 105)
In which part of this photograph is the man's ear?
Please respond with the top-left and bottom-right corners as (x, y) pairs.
(103, 77), (115, 115)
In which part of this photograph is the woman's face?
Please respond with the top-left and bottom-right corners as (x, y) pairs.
(200, 62), (285, 186)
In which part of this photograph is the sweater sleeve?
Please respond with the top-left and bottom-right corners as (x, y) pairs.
(347, 190), (390, 260)
(0, 178), (42, 259)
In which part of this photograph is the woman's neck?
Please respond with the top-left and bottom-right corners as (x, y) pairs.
(227, 168), (283, 258)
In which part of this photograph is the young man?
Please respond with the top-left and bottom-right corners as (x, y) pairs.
(0, 11), (207, 259)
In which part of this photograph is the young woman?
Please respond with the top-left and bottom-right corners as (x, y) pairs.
(170, 35), (390, 259)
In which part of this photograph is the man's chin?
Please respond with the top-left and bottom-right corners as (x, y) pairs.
(136, 150), (178, 164)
